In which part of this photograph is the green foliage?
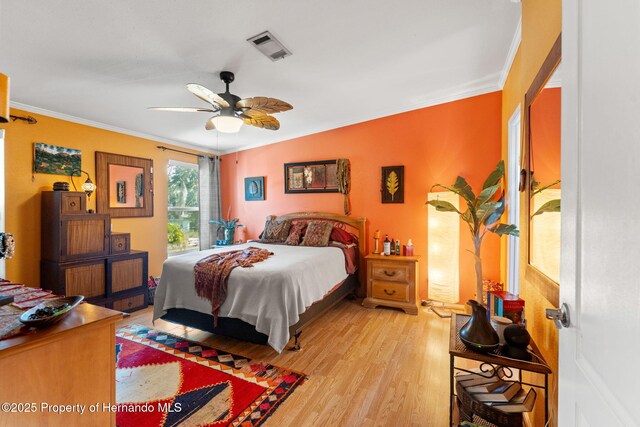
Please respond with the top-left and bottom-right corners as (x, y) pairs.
(426, 160), (519, 299)
(168, 165), (199, 208)
(210, 206), (241, 229)
(531, 177), (561, 217)
(167, 223), (185, 247)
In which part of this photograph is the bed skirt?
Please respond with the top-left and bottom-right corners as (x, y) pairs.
(161, 273), (358, 346)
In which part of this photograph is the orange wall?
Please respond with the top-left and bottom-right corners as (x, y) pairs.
(221, 92), (504, 303)
(530, 87), (561, 185)
(0, 109), (207, 286)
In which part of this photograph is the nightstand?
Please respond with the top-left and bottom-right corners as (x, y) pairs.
(362, 254), (420, 315)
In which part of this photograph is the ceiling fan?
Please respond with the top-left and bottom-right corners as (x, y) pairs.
(148, 71), (292, 133)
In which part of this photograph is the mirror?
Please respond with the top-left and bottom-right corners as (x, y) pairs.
(108, 164), (145, 208)
(524, 35), (561, 288)
(96, 152), (153, 218)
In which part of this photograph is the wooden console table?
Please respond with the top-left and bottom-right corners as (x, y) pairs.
(0, 304), (122, 426)
(449, 313), (552, 426)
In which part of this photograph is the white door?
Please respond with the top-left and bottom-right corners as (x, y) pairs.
(559, 1), (640, 425)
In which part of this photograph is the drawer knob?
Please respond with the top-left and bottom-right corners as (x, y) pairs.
(384, 289), (397, 296)
(383, 270), (397, 277)
(118, 243), (123, 248)
(70, 201), (76, 207)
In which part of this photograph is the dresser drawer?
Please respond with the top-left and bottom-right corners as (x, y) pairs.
(371, 281), (409, 302)
(112, 294), (145, 312)
(370, 262), (410, 283)
(60, 192), (86, 214)
(110, 233), (130, 255)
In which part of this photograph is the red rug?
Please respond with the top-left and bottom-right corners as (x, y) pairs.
(116, 325), (306, 427)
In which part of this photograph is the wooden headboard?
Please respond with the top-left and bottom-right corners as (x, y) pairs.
(268, 212), (367, 296)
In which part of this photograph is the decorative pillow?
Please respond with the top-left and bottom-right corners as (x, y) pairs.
(285, 221), (307, 246)
(260, 219), (291, 242)
(301, 221), (333, 247)
(330, 226), (357, 245)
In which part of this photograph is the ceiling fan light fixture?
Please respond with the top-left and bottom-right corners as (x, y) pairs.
(211, 115), (243, 133)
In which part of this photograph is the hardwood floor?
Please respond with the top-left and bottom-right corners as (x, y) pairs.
(119, 300), (455, 426)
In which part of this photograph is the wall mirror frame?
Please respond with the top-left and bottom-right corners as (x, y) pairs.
(96, 151), (154, 218)
(522, 35), (561, 307)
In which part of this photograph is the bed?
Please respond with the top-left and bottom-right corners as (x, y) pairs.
(153, 212), (367, 353)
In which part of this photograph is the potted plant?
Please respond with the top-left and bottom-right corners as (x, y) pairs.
(426, 160), (519, 302)
(210, 207), (242, 245)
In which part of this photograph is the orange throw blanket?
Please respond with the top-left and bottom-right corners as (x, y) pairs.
(194, 247), (273, 325)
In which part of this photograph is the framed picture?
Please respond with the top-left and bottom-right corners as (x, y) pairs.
(33, 143), (81, 176)
(381, 165), (404, 203)
(116, 181), (127, 203)
(245, 176), (265, 201)
(284, 160), (340, 193)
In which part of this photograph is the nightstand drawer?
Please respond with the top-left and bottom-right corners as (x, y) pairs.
(371, 281), (409, 302)
(370, 262), (410, 283)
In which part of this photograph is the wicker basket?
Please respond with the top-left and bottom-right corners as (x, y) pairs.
(456, 381), (522, 427)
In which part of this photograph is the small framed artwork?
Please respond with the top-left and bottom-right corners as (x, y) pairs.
(33, 143), (81, 176)
(381, 165), (404, 203)
(245, 176), (265, 201)
(284, 160), (340, 193)
(116, 181), (127, 203)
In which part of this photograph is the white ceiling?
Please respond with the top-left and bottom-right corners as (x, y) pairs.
(0, 0), (520, 154)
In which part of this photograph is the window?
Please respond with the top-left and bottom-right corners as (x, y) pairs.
(507, 106), (521, 295)
(167, 160), (199, 256)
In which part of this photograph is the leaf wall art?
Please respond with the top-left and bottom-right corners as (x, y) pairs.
(381, 166), (404, 203)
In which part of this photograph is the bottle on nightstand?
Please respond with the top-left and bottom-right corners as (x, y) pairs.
(383, 235), (391, 255)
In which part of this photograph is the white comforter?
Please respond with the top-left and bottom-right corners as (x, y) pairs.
(153, 243), (349, 352)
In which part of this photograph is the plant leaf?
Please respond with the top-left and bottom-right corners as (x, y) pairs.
(532, 179), (561, 196)
(476, 183), (501, 207)
(386, 171), (399, 201)
(532, 199), (561, 216)
(453, 176), (475, 203)
(426, 200), (461, 214)
(489, 223), (519, 237)
(481, 193), (506, 226)
(482, 160), (505, 190)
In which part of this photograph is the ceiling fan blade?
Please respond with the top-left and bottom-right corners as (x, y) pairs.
(236, 97), (292, 114)
(240, 113), (280, 130)
(205, 117), (216, 130)
(148, 107), (216, 113)
(187, 83), (230, 108)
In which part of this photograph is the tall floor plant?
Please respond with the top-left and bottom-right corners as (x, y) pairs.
(426, 160), (519, 302)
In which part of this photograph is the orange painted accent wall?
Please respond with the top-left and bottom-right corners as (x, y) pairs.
(221, 92), (504, 303)
(530, 87), (561, 185)
(0, 109), (207, 286)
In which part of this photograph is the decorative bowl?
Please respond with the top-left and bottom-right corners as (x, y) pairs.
(19, 295), (84, 327)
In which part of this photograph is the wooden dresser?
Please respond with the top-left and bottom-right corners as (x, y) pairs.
(0, 304), (122, 426)
(362, 254), (420, 315)
(40, 191), (148, 312)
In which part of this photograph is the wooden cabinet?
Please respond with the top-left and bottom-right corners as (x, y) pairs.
(42, 192), (109, 262)
(0, 304), (122, 426)
(41, 252), (148, 312)
(40, 191), (148, 313)
(362, 254), (420, 315)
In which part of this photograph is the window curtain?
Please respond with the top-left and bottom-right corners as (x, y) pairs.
(198, 156), (221, 250)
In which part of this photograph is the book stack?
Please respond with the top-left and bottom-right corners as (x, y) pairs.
(455, 369), (536, 414)
(487, 291), (525, 325)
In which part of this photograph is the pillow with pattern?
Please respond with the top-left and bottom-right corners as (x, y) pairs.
(285, 221), (307, 246)
(260, 218), (291, 242)
(301, 221), (333, 247)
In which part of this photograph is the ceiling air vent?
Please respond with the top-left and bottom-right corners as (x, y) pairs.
(247, 31), (292, 62)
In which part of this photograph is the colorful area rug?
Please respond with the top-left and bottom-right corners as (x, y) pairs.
(116, 325), (306, 427)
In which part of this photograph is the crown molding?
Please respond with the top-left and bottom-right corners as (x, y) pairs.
(498, 18), (522, 89)
(220, 82), (501, 154)
(9, 102), (217, 154)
